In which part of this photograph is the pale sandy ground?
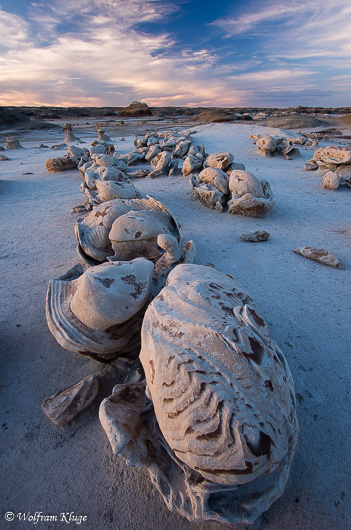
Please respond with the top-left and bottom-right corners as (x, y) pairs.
(1, 121), (350, 529)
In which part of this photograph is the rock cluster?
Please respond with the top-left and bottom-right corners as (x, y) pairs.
(250, 134), (302, 159)
(305, 145), (351, 176)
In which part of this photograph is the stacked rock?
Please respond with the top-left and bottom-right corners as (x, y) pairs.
(250, 134), (302, 159)
(189, 150), (275, 217)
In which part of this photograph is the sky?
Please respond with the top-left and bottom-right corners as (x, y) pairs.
(0, 0), (350, 108)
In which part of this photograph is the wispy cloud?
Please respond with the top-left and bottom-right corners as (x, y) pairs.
(0, 10), (30, 49)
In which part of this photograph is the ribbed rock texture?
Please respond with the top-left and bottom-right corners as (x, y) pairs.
(100, 264), (299, 524)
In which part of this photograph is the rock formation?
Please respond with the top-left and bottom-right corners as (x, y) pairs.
(250, 135), (300, 159)
(227, 171), (275, 217)
(63, 123), (81, 143)
(100, 264), (299, 524)
(46, 259), (154, 361)
(75, 196), (181, 266)
(6, 137), (24, 149)
(305, 146), (351, 175)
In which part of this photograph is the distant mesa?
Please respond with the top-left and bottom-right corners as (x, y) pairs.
(263, 115), (327, 129)
(195, 109), (240, 124)
(119, 101), (152, 117)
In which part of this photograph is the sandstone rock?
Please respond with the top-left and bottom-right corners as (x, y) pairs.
(182, 153), (203, 176)
(100, 264), (299, 524)
(293, 247), (343, 269)
(252, 135), (300, 159)
(306, 145), (351, 174)
(125, 151), (145, 166)
(92, 179), (141, 202)
(304, 160), (319, 171)
(147, 136), (159, 147)
(226, 161), (246, 173)
(128, 169), (150, 178)
(240, 230), (270, 242)
(160, 137), (177, 152)
(46, 259), (154, 360)
(45, 155), (77, 172)
(148, 151), (172, 178)
(6, 137), (24, 149)
(173, 140), (191, 158)
(90, 144), (106, 156)
(67, 145), (89, 162)
(190, 176), (227, 211)
(151, 236), (195, 297)
(109, 210), (174, 262)
(145, 144), (161, 162)
(134, 136), (148, 148)
(205, 151), (234, 170)
(198, 167), (229, 194)
(93, 153), (115, 167)
(168, 159), (182, 176)
(50, 143), (67, 150)
(322, 171), (341, 190)
(63, 123), (81, 143)
(42, 375), (99, 426)
(227, 171), (275, 217)
(0, 154), (9, 161)
(75, 196), (181, 265)
(188, 144), (205, 158)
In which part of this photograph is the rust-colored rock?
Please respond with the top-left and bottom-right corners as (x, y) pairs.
(293, 247), (343, 269)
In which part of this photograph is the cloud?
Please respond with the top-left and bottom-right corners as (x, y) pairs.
(0, 0), (350, 107)
(253, 88), (335, 101)
(212, 0), (351, 62)
(0, 10), (30, 49)
(0, 1), (229, 106)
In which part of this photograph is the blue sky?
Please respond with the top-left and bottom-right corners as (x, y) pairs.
(0, 0), (350, 107)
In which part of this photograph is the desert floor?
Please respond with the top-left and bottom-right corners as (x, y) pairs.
(1, 119), (350, 529)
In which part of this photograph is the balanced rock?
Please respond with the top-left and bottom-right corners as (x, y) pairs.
(63, 123), (81, 143)
(227, 170), (275, 217)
